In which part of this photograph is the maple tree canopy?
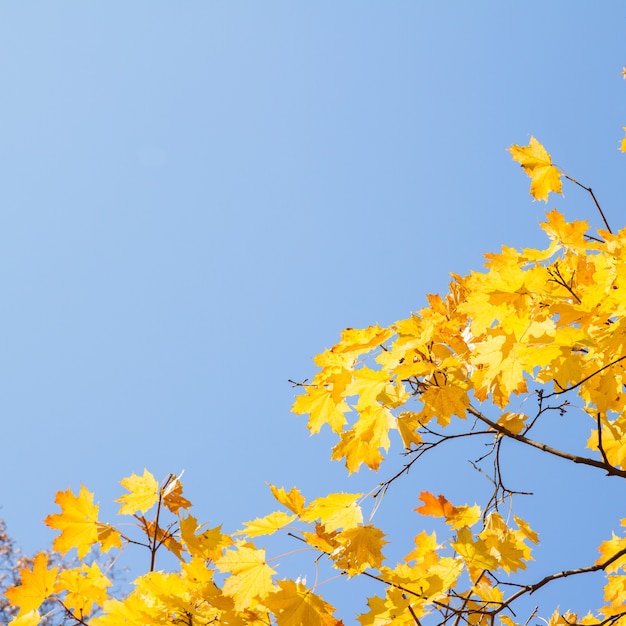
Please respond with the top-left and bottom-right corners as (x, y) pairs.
(4, 130), (626, 625)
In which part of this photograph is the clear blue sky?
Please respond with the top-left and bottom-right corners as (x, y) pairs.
(0, 2), (625, 621)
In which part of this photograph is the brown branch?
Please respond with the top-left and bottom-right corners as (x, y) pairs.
(563, 174), (612, 234)
(467, 404), (626, 479)
(549, 354), (626, 398)
(492, 545), (626, 615)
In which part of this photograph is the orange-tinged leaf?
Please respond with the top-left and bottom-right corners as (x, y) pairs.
(215, 543), (277, 610)
(5, 553), (58, 616)
(509, 136), (563, 202)
(265, 580), (342, 626)
(44, 485), (99, 559)
(162, 476), (192, 515)
(269, 484), (306, 516)
(416, 492), (456, 518)
(116, 468), (159, 515)
(301, 493), (363, 531)
(96, 522), (123, 553)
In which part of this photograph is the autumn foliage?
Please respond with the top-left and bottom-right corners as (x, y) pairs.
(4, 89), (626, 626)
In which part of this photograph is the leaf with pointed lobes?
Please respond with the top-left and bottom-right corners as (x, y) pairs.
(5, 553), (58, 616)
(331, 525), (388, 576)
(509, 136), (563, 201)
(269, 484), (306, 516)
(301, 492), (363, 531)
(44, 485), (100, 559)
(116, 468), (159, 515)
(215, 542), (277, 611)
(239, 510), (297, 538)
(266, 579), (344, 626)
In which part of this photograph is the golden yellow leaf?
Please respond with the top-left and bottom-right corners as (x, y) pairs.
(116, 468), (159, 515)
(301, 492), (363, 531)
(215, 543), (277, 611)
(56, 562), (111, 618)
(332, 525), (388, 575)
(7, 610), (41, 626)
(265, 580), (342, 626)
(496, 412), (526, 435)
(269, 484), (306, 516)
(621, 126), (626, 152)
(451, 528), (498, 571)
(180, 515), (232, 561)
(239, 511), (297, 537)
(44, 485), (100, 559)
(331, 325), (393, 355)
(292, 385), (350, 435)
(509, 136), (563, 202)
(5, 553), (58, 616)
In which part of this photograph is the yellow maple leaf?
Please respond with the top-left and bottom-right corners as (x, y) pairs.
(215, 543), (277, 611)
(301, 492), (363, 531)
(5, 553), (58, 616)
(496, 412), (526, 435)
(269, 484), (306, 516)
(239, 511), (297, 537)
(265, 580), (342, 626)
(452, 528), (498, 571)
(56, 562), (111, 618)
(332, 525), (388, 575)
(44, 485), (100, 559)
(292, 385), (350, 435)
(331, 325), (394, 355)
(621, 126), (626, 152)
(116, 468), (159, 515)
(180, 514), (231, 561)
(509, 136), (563, 202)
(7, 610), (41, 626)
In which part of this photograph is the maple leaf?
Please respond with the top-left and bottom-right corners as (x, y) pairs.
(116, 468), (159, 515)
(269, 484), (306, 516)
(215, 543), (277, 611)
(509, 136), (563, 202)
(44, 485), (100, 559)
(301, 492), (363, 531)
(265, 580), (342, 626)
(5, 553), (58, 616)
(56, 562), (112, 617)
(621, 127), (626, 152)
(162, 475), (192, 514)
(292, 385), (350, 435)
(7, 610), (41, 626)
(332, 525), (388, 575)
(416, 492), (456, 518)
(239, 510), (297, 537)
(452, 528), (498, 571)
(495, 412), (526, 435)
(180, 514), (232, 561)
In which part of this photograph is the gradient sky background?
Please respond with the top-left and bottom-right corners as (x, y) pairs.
(1, 2), (625, 621)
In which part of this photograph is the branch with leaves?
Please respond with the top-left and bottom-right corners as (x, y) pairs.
(4, 89), (626, 626)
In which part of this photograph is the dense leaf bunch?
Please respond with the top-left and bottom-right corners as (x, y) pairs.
(4, 127), (626, 625)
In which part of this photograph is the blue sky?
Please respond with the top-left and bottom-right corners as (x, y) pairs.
(0, 1), (625, 621)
